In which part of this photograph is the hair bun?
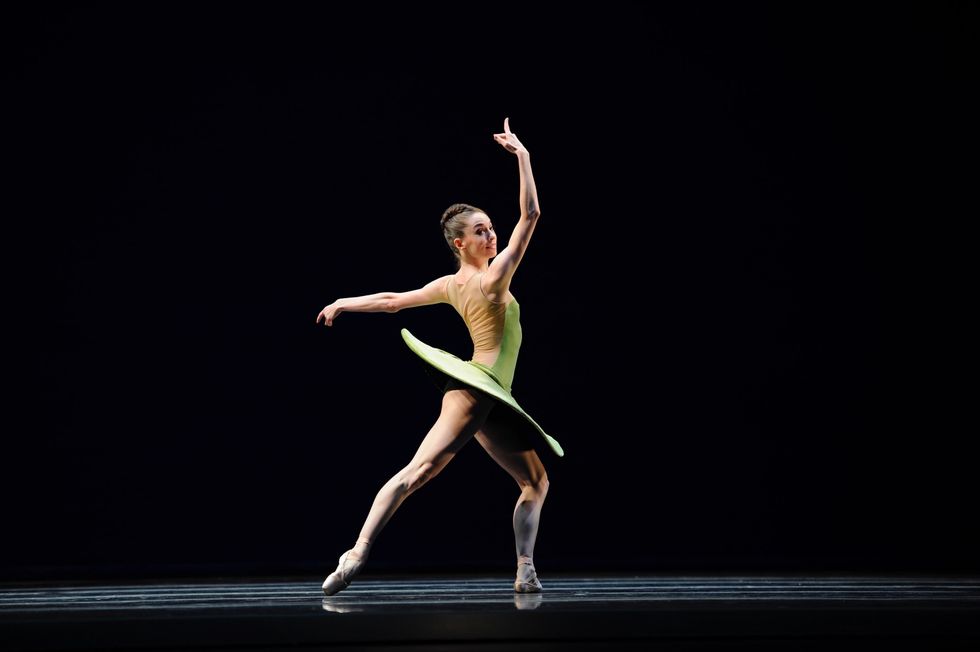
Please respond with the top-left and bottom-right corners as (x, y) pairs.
(441, 203), (471, 226)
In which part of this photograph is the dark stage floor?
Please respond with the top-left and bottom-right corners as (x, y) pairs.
(2, 574), (979, 650)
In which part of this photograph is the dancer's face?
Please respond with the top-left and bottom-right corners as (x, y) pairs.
(455, 212), (497, 260)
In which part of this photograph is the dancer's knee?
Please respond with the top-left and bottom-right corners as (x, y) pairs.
(522, 473), (549, 497)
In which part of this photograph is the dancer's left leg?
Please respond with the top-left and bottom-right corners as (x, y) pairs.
(474, 416), (549, 591)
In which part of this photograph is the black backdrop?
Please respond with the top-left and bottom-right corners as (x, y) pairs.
(5, 3), (976, 580)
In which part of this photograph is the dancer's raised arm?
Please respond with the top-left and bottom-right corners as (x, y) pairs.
(486, 117), (540, 294)
(316, 275), (451, 326)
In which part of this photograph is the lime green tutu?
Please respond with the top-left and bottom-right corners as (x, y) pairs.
(401, 328), (564, 457)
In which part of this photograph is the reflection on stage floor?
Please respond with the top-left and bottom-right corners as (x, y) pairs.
(2, 574), (979, 650)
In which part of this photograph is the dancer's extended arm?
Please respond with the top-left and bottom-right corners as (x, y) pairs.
(486, 117), (540, 294)
(316, 275), (451, 326)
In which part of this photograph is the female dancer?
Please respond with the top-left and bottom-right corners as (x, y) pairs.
(316, 118), (563, 596)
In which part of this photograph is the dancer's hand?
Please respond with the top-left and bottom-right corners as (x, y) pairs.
(493, 117), (528, 155)
(316, 302), (342, 327)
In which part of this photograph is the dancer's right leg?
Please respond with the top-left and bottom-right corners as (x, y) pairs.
(323, 380), (493, 595)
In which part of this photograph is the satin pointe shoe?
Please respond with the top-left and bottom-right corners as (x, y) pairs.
(322, 549), (365, 596)
(514, 558), (543, 593)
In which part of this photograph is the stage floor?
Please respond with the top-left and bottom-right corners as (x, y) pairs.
(2, 574), (979, 650)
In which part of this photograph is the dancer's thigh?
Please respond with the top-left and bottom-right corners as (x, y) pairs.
(408, 379), (495, 469)
(474, 411), (548, 488)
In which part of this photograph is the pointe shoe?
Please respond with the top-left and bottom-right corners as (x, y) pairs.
(322, 549), (365, 596)
(514, 558), (543, 593)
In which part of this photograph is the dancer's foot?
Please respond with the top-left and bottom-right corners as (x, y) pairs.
(514, 556), (542, 593)
(322, 549), (366, 596)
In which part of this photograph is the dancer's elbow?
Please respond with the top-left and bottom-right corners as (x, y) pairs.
(382, 293), (401, 313)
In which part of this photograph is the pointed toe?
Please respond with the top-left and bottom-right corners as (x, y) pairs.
(322, 550), (365, 596)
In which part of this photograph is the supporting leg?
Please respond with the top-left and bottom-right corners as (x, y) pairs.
(474, 414), (550, 592)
